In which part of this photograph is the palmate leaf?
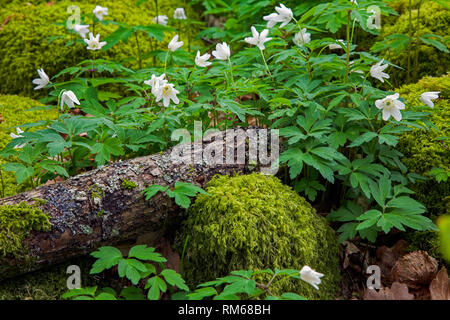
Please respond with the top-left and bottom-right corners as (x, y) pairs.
(90, 246), (123, 274)
(187, 287), (218, 300)
(160, 269), (189, 291)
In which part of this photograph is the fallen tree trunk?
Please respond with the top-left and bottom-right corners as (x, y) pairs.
(0, 134), (251, 281)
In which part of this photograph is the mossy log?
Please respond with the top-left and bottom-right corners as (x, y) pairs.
(0, 135), (250, 281)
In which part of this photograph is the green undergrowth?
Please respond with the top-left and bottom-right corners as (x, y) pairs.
(177, 173), (341, 300)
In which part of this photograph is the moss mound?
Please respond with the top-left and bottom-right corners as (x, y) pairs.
(0, 0), (196, 96)
(379, 1), (449, 85)
(177, 173), (341, 300)
(0, 202), (51, 258)
(0, 95), (57, 197)
(396, 75), (449, 218)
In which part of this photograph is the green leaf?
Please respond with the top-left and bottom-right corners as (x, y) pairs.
(90, 246), (123, 274)
(128, 245), (156, 261)
(160, 269), (189, 291)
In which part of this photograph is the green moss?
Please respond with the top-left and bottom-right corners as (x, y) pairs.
(177, 173), (341, 300)
(0, 255), (102, 300)
(0, 202), (51, 258)
(91, 184), (105, 200)
(0, 0), (199, 96)
(396, 75), (449, 218)
(380, 1), (449, 85)
(121, 179), (137, 189)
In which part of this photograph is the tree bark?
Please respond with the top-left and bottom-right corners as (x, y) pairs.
(0, 135), (249, 280)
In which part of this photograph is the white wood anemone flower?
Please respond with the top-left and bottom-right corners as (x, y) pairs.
(144, 74), (167, 96)
(10, 127), (26, 149)
(60, 90), (80, 111)
(375, 93), (405, 121)
(168, 34), (184, 52)
(299, 266), (324, 290)
(73, 24), (90, 38)
(93, 5), (108, 21)
(154, 15), (168, 26)
(32, 68), (50, 90)
(212, 42), (231, 60)
(84, 32), (107, 51)
(420, 91), (440, 108)
(263, 3), (293, 28)
(173, 8), (187, 20)
(155, 82), (180, 107)
(293, 28), (311, 47)
(245, 26), (272, 50)
(195, 51), (211, 67)
(370, 59), (390, 83)
(329, 39), (346, 50)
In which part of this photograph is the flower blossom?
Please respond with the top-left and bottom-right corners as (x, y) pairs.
(263, 3), (293, 28)
(61, 90), (80, 110)
(293, 28), (311, 47)
(212, 42), (231, 60)
(84, 32), (107, 50)
(375, 93), (405, 121)
(93, 5), (108, 21)
(154, 15), (168, 26)
(370, 59), (390, 83)
(173, 8), (187, 20)
(168, 34), (184, 52)
(155, 82), (180, 107)
(10, 127), (26, 149)
(73, 24), (90, 38)
(299, 266), (324, 290)
(329, 39), (346, 50)
(420, 91), (440, 108)
(195, 51), (212, 67)
(32, 68), (49, 90)
(245, 26), (272, 50)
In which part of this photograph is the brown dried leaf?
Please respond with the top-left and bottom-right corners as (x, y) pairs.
(363, 282), (414, 300)
(393, 251), (438, 289)
(430, 267), (450, 300)
(376, 240), (408, 284)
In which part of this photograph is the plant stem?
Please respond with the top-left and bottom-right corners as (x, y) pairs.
(163, 50), (170, 72)
(135, 32), (142, 69)
(406, 0), (412, 83)
(228, 58), (234, 87)
(260, 48), (271, 76)
(345, 10), (351, 83)
(0, 168), (5, 198)
(413, 0), (423, 82)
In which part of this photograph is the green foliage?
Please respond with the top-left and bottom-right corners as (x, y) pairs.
(64, 244), (311, 300)
(328, 177), (437, 242)
(0, 95), (57, 197)
(376, 1), (450, 85)
(143, 181), (209, 209)
(0, 255), (98, 300)
(396, 75), (450, 218)
(0, 0), (198, 96)
(177, 173), (341, 300)
(0, 202), (51, 258)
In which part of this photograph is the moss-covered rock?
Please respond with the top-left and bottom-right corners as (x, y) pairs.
(0, 0), (197, 96)
(379, 1), (449, 85)
(177, 173), (341, 300)
(0, 95), (57, 197)
(396, 75), (449, 218)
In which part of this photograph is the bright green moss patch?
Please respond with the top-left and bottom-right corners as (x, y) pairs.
(0, 0), (198, 96)
(177, 173), (341, 300)
(0, 202), (51, 258)
(396, 75), (449, 218)
(121, 179), (137, 189)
